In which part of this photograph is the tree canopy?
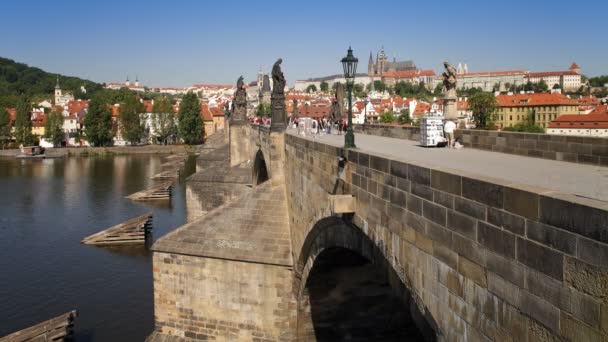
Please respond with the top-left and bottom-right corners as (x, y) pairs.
(118, 94), (145, 144)
(320, 81), (329, 93)
(0, 108), (11, 146)
(44, 108), (64, 147)
(178, 92), (203, 144)
(379, 109), (396, 123)
(0, 57), (103, 108)
(152, 97), (177, 145)
(256, 102), (271, 118)
(469, 92), (498, 129)
(14, 94), (33, 145)
(306, 84), (317, 93)
(84, 94), (114, 146)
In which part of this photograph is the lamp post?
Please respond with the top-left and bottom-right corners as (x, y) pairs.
(341, 46), (358, 149)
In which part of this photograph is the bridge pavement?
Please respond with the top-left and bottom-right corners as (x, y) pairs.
(289, 129), (608, 202)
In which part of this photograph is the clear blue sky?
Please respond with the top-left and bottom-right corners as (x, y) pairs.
(2, 0), (606, 87)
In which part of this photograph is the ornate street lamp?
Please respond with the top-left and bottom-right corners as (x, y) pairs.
(341, 46), (358, 148)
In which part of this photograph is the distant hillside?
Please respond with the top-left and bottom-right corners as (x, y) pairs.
(0, 57), (104, 108)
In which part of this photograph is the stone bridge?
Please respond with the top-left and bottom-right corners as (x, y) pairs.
(148, 122), (608, 342)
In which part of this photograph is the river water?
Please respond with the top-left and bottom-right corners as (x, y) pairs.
(0, 154), (195, 341)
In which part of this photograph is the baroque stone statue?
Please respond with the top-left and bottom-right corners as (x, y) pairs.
(272, 58), (286, 95)
(442, 61), (457, 93)
(270, 58), (287, 127)
(232, 76), (247, 121)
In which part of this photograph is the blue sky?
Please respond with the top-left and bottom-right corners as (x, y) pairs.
(2, 0), (606, 87)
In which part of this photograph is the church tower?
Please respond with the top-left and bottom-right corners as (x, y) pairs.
(54, 76), (62, 105)
(368, 52), (374, 76)
(378, 46), (388, 76)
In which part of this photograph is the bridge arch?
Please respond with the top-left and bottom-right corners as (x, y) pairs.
(295, 217), (439, 341)
(252, 148), (269, 185)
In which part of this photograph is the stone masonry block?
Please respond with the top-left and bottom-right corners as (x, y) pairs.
(526, 220), (577, 256)
(540, 194), (608, 244)
(433, 242), (458, 270)
(426, 221), (453, 247)
(430, 170), (462, 196)
(487, 207), (525, 236)
(454, 197), (486, 220)
(406, 211), (425, 233)
(433, 190), (454, 209)
(564, 256), (608, 299)
(412, 183), (434, 201)
(525, 269), (570, 312)
(423, 200), (447, 226)
(452, 233), (485, 266)
(577, 236), (608, 269)
(369, 155), (389, 173)
(458, 257), (487, 288)
(569, 288), (600, 328)
(520, 290), (560, 334)
(503, 187), (539, 221)
(389, 160), (408, 179)
(407, 194), (423, 216)
(408, 164), (431, 186)
(560, 311), (603, 342)
(461, 177), (504, 209)
(516, 237), (563, 281)
(485, 250), (524, 288)
(446, 210), (477, 240)
(478, 222), (515, 259)
(488, 272), (519, 307)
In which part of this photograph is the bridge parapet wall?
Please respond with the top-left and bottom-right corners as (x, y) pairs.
(285, 132), (608, 341)
(355, 124), (608, 166)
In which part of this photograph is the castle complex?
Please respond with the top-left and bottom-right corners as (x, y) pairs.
(367, 47), (417, 77)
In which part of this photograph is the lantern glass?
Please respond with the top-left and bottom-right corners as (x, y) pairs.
(340, 46), (358, 85)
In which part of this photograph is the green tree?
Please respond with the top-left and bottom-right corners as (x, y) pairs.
(373, 80), (387, 93)
(84, 94), (114, 146)
(118, 94), (145, 145)
(178, 92), (203, 144)
(256, 103), (271, 117)
(0, 108), (11, 147)
(353, 83), (366, 98)
(398, 109), (412, 124)
(434, 83), (443, 95)
(320, 81), (329, 93)
(44, 108), (64, 147)
(14, 94), (34, 145)
(588, 75), (608, 87)
(152, 97), (177, 145)
(306, 84), (317, 93)
(538, 79), (549, 92)
(379, 109), (395, 123)
(469, 92), (498, 129)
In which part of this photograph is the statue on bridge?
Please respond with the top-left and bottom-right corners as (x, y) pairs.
(232, 76), (247, 121)
(271, 58), (287, 127)
(442, 61), (457, 94)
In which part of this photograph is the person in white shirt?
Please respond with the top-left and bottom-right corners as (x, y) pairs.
(444, 120), (456, 148)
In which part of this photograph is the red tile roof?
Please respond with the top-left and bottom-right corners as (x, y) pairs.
(548, 112), (608, 129)
(31, 113), (47, 127)
(569, 62), (580, 70)
(496, 93), (578, 107)
(200, 104), (213, 121)
(66, 100), (89, 114)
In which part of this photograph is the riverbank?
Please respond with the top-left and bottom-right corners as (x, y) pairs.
(0, 145), (193, 157)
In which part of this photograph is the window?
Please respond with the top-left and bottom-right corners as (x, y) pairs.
(510, 115), (512, 121)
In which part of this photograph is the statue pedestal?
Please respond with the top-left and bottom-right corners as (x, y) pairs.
(271, 93), (286, 130)
(443, 92), (458, 121)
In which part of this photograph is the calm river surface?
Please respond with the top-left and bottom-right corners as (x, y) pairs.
(0, 154), (195, 341)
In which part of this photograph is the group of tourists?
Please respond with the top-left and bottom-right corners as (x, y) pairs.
(290, 117), (348, 137)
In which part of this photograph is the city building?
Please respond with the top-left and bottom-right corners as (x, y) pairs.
(454, 69), (528, 92)
(495, 93), (579, 129)
(382, 69), (436, 87)
(547, 105), (608, 137)
(54, 77), (74, 106)
(525, 63), (582, 91)
(367, 47), (416, 77)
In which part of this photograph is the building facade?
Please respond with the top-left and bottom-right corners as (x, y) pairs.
(495, 93), (578, 129)
(367, 47), (416, 77)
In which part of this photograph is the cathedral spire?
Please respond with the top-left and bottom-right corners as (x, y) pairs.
(55, 75), (60, 89)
